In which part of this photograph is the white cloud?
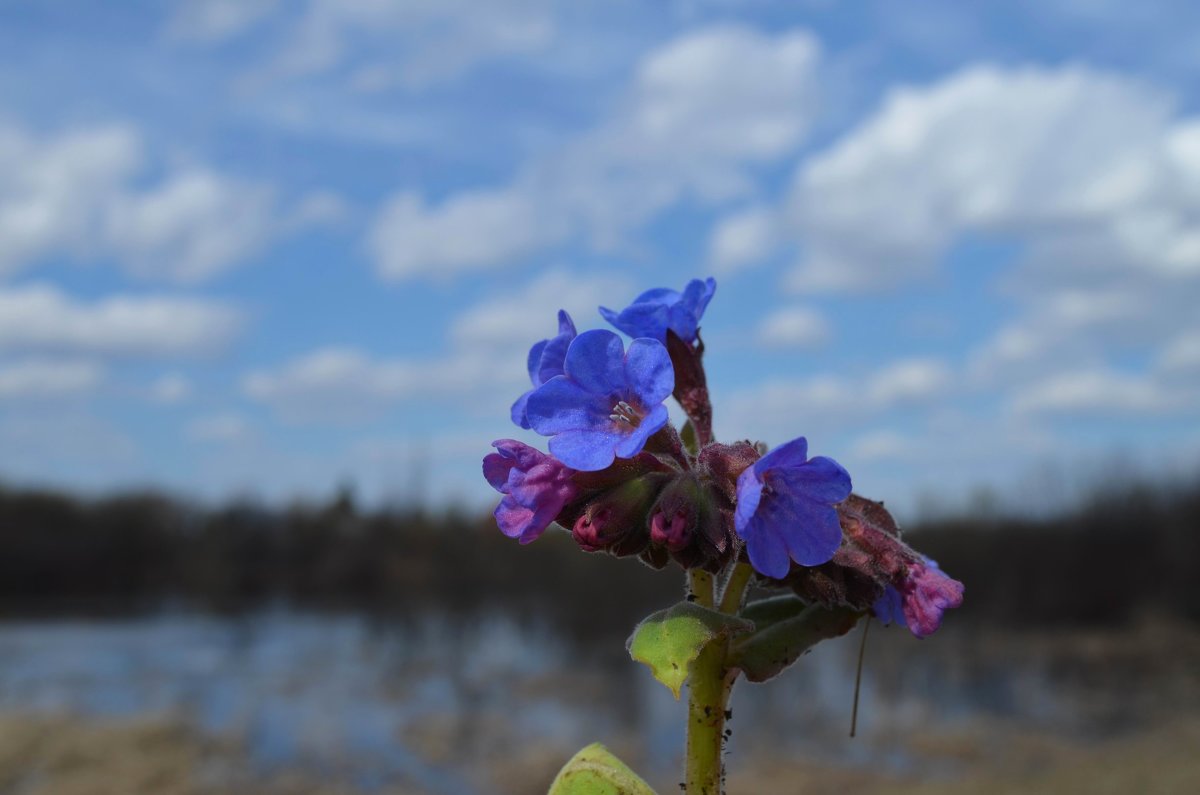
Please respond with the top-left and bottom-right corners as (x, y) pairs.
(867, 358), (952, 405)
(368, 25), (821, 280)
(149, 373), (193, 404)
(709, 205), (780, 273)
(449, 269), (632, 349)
(105, 171), (278, 282)
(243, 347), (417, 421)
(370, 190), (566, 281)
(720, 356), (953, 441)
(1010, 368), (1188, 416)
(246, 0), (556, 91)
(186, 413), (253, 443)
(769, 65), (1200, 291)
(754, 306), (829, 349)
(0, 120), (315, 283)
(165, 0), (281, 44)
(847, 429), (909, 462)
(0, 284), (242, 357)
(0, 412), (137, 487)
(1157, 328), (1200, 375)
(242, 345), (519, 422)
(0, 124), (140, 274)
(244, 268), (629, 423)
(0, 359), (104, 399)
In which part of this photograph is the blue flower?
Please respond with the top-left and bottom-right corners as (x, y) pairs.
(526, 329), (674, 471)
(599, 277), (716, 344)
(734, 437), (852, 578)
(511, 310), (577, 429)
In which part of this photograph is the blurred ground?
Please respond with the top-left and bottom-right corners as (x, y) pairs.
(729, 718), (1200, 795)
(2, 712), (1198, 794)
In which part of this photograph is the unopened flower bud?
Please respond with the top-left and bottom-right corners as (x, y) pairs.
(650, 510), (690, 551)
(571, 473), (669, 556)
(698, 441), (760, 504)
(647, 474), (734, 569)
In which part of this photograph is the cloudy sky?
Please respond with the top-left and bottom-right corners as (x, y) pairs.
(2, 0), (1199, 518)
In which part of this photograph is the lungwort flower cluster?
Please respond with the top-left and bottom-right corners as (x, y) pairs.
(482, 277), (963, 637)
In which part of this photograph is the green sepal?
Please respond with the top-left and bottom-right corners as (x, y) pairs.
(547, 742), (658, 795)
(627, 601), (753, 699)
(679, 419), (699, 456)
(731, 598), (862, 683)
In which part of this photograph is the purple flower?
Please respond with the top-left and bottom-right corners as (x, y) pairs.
(734, 437), (852, 578)
(526, 329), (674, 471)
(511, 310), (577, 429)
(483, 440), (578, 544)
(600, 278), (716, 344)
(873, 559), (964, 639)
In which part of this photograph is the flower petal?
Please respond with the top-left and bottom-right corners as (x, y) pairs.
(621, 302), (672, 338)
(733, 466), (764, 534)
(744, 519), (790, 579)
(510, 390), (533, 429)
(775, 456), (852, 503)
(598, 305), (621, 327)
(548, 428), (621, 471)
(775, 494), (843, 566)
(536, 331), (573, 385)
(633, 287), (679, 304)
(526, 376), (608, 434)
(556, 309), (576, 337)
(494, 496), (535, 539)
(525, 339), (548, 384)
(482, 452), (516, 492)
(873, 585), (904, 626)
(624, 338), (674, 407)
(755, 436), (809, 475)
(563, 329), (627, 396)
(613, 404), (668, 459)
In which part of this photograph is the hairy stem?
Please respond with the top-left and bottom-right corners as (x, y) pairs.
(717, 562), (753, 615)
(685, 637), (734, 794)
(688, 568), (715, 609)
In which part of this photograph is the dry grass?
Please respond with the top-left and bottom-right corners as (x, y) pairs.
(2, 711), (1198, 794)
(728, 718), (1200, 794)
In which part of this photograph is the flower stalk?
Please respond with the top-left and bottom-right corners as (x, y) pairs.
(685, 634), (734, 795)
(718, 562), (753, 615)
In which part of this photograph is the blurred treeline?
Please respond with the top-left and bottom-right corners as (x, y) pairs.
(1, 478), (1198, 633)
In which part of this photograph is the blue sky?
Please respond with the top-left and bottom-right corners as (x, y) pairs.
(2, 0), (1199, 519)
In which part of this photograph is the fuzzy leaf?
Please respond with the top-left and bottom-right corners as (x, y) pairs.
(731, 602), (861, 683)
(627, 601), (753, 699)
(739, 594), (811, 629)
(547, 743), (658, 795)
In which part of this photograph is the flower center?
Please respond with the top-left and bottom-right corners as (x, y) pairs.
(609, 400), (643, 429)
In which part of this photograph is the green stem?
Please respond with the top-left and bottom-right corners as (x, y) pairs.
(688, 568), (715, 610)
(685, 638), (734, 794)
(717, 562), (753, 615)
(684, 565), (741, 794)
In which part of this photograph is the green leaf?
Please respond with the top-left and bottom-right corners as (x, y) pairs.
(547, 743), (658, 795)
(731, 601), (862, 683)
(739, 594), (811, 629)
(680, 419), (699, 456)
(627, 601), (753, 699)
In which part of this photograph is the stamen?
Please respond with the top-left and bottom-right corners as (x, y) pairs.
(610, 400), (643, 428)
